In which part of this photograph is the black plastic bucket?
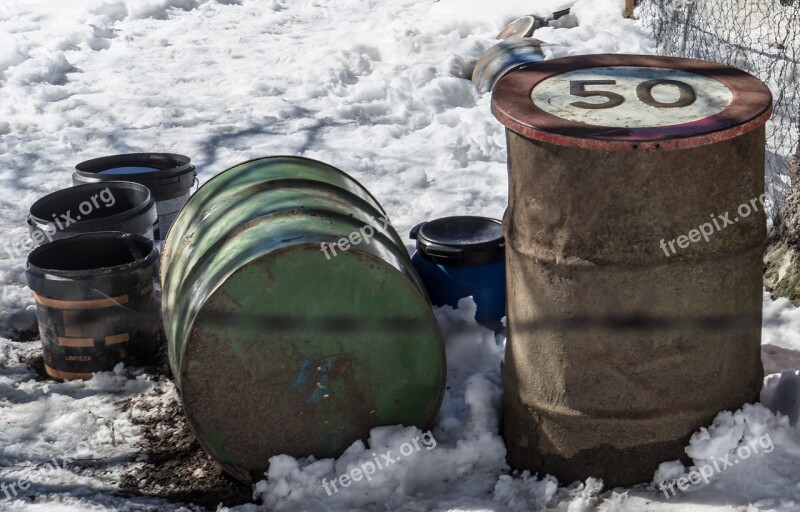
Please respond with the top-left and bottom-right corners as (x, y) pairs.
(28, 182), (157, 245)
(26, 232), (160, 380)
(73, 153), (196, 240)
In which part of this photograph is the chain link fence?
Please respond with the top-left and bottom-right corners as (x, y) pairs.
(637, 0), (800, 222)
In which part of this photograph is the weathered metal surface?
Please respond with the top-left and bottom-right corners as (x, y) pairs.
(492, 54), (773, 150)
(472, 38), (545, 93)
(161, 156), (446, 482)
(496, 16), (541, 40)
(492, 55), (771, 486)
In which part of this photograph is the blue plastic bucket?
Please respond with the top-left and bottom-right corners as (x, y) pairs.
(410, 216), (506, 329)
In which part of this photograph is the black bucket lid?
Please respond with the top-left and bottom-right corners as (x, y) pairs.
(410, 216), (505, 266)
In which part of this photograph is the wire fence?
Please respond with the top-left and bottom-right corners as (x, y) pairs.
(637, 0), (800, 222)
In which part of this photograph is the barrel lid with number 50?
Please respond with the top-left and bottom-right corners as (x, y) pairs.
(491, 54), (772, 151)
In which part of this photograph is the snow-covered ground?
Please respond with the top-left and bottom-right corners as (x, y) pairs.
(2, 0), (800, 510)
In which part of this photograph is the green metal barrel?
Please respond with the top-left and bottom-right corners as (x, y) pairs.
(161, 156), (446, 482)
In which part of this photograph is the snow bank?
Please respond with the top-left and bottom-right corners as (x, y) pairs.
(534, 0), (655, 59)
(3, 0), (800, 510)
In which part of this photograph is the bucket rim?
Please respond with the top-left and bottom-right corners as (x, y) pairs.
(28, 181), (155, 230)
(26, 231), (158, 280)
(74, 152), (195, 182)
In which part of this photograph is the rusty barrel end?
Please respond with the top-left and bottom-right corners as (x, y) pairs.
(161, 156), (445, 481)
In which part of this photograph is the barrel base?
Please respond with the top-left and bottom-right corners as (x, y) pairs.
(501, 238), (764, 487)
(502, 388), (761, 487)
(178, 247), (446, 481)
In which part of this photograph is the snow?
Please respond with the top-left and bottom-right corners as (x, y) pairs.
(1, 0), (800, 510)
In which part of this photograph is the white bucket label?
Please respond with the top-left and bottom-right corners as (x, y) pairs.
(531, 66), (733, 128)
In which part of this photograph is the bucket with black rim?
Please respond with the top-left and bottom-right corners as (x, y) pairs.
(73, 153), (196, 240)
(26, 232), (160, 381)
(27, 182), (157, 245)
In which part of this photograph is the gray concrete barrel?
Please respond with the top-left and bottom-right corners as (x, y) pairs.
(491, 54), (772, 486)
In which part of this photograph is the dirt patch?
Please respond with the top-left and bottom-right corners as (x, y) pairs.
(766, 188), (800, 306)
(7, 327), (39, 343)
(17, 333), (255, 510)
(118, 363), (254, 511)
(21, 352), (48, 380)
(765, 240), (800, 306)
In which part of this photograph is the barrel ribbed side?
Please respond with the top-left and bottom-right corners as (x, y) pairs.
(161, 156), (445, 481)
(501, 128), (766, 487)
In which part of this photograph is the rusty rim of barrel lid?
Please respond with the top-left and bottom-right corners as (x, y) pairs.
(491, 54), (773, 151)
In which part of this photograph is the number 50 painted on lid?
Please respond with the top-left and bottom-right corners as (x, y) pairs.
(491, 54), (772, 151)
